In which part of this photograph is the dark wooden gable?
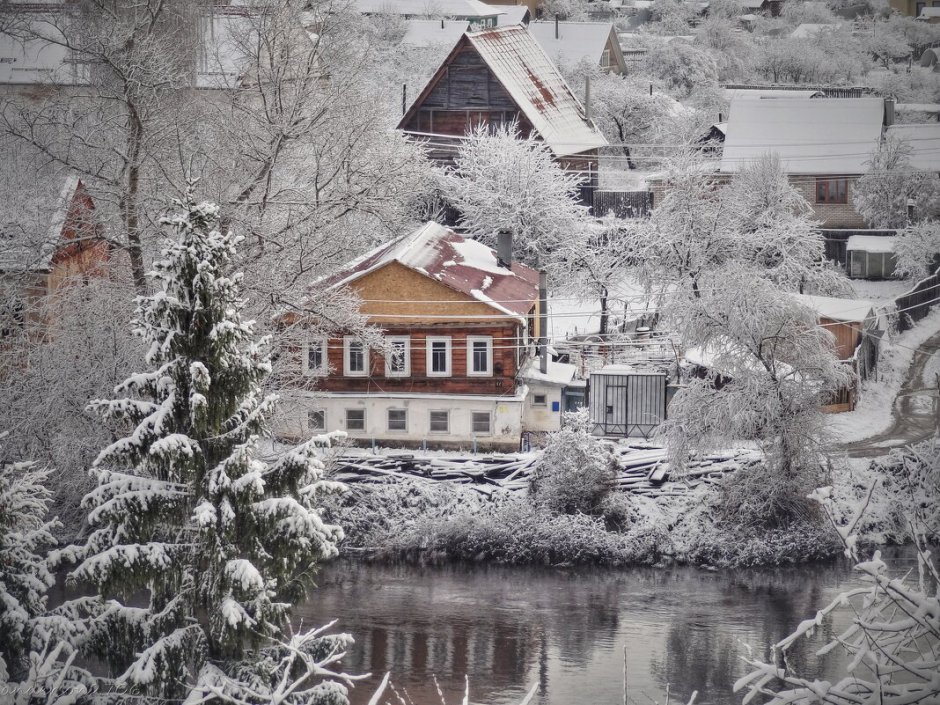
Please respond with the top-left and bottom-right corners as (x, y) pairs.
(400, 37), (533, 137)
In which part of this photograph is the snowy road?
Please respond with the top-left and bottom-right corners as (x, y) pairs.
(841, 328), (940, 458)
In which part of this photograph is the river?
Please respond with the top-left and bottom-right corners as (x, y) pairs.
(294, 548), (917, 705)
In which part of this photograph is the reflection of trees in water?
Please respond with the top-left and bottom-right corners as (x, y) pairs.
(650, 619), (739, 703)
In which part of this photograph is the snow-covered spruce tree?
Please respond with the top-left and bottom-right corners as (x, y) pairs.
(56, 195), (347, 702)
(0, 442), (58, 683)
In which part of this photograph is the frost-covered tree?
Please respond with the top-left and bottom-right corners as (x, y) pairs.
(660, 268), (849, 528)
(442, 123), (589, 267)
(53, 195), (347, 702)
(893, 221), (940, 280)
(853, 136), (940, 229)
(642, 42), (719, 96)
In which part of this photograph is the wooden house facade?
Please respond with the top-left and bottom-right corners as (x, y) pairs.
(277, 222), (543, 450)
(397, 25), (608, 186)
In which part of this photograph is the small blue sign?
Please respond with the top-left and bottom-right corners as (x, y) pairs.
(551, 401), (560, 412)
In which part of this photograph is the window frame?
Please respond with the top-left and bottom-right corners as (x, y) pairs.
(471, 411), (491, 436)
(343, 336), (368, 377)
(345, 408), (366, 432)
(303, 337), (328, 376)
(426, 336), (452, 377)
(533, 394), (547, 406)
(387, 408), (408, 432)
(815, 177), (848, 205)
(429, 409), (450, 434)
(466, 336), (494, 377)
(307, 409), (325, 432)
(384, 336), (411, 377)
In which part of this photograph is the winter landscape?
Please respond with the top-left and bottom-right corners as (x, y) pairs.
(1, 0), (939, 704)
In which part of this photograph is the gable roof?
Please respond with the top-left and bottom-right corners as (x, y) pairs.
(790, 293), (876, 324)
(400, 26), (607, 157)
(352, 0), (504, 18)
(0, 175), (84, 273)
(719, 98), (885, 174)
(526, 21), (621, 71)
(488, 4), (530, 25)
(321, 221), (539, 318)
(886, 123), (940, 173)
(401, 19), (469, 48)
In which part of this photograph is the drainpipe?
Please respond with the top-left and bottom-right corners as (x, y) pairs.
(585, 75), (591, 121)
(402, 83), (407, 116)
(539, 270), (548, 375)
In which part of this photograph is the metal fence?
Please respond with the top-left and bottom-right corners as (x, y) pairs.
(721, 84), (877, 98)
(592, 190), (654, 219)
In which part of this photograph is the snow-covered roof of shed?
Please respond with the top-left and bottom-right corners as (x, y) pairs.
(917, 7), (940, 17)
(886, 123), (940, 173)
(790, 293), (876, 323)
(463, 25), (608, 156)
(521, 358), (578, 385)
(489, 4), (529, 25)
(0, 175), (81, 273)
(722, 88), (825, 102)
(352, 0), (504, 17)
(526, 21), (615, 68)
(790, 23), (840, 38)
(401, 19), (469, 48)
(319, 221), (539, 317)
(719, 98), (884, 174)
(846, 235), (896, 253)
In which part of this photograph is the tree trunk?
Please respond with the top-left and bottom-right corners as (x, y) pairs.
(599, 286), (609, 336)
(123, 100), (147, 293)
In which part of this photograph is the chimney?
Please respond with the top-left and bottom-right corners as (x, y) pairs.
(441, 18), (445, 28)
(538, 270), (548, 375)
(884, 97), (896, 127)
(496, 231), (513, 269)
(718, 111), (722, 123)
(555, 14), (559, 39)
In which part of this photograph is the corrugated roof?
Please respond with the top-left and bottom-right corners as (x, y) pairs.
(719, 98), (884, 174)
(320, 221), (539, 318)
(0, 175), (80, 273)
(353, 0), (504, 17)
(526, 21), (614, 68)
(401, 19), (469, 48)
(886, 123), (940, 173)
(464, 26), (608, 156)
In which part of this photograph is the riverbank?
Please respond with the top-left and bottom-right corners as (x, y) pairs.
(322, 442), (935, 568)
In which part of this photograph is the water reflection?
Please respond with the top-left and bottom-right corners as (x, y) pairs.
(295, 550), (916, 705)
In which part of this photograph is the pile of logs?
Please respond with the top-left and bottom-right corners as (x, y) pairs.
(332, 443), (763, 499)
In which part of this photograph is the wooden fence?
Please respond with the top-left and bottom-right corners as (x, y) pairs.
(893, 266), (940, 333)
(592, 190), (654, 218)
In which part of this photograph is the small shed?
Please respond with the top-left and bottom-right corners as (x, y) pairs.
(846, 235), (897, 279)
(588, 367), (667, 439)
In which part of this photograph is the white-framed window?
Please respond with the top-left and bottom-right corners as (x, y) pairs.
(343, 337), (368, 377)
(385, 336), (411, 377)
(471, 411), (491, 435)
(345, 408), (365, 431)
(387, 408), (407, 432)
(307, 409), (325, 432)
(429, 410), (449, 433)
(601, 48), (611, 68)
(426, 336), (452, 377)
(467, 336), (493, 376)
(533, 394), (547, 406)
(303, 337), (327, 376)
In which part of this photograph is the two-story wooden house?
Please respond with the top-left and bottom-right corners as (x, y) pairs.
(277, 221), (542, 450)
(397, 25), (608, 186)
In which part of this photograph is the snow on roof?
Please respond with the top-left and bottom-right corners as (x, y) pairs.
(526, 21), (615, 68)
(487, 4), (529, 25)
(790, 23), (840, 38)
(319, 221), (539, 317)
(0, 175), (81, 273)
(917, 7), (940, 17)
(353, 0), (504, 17)
(846, 235), (896, 253)
(790, 293), (876, 323)
(464, 26), (608, 157)
(896, 103), (940, 114)
(401, 19), (470, 47)
(719, 98), (884, 174)
(886, 123), (940, 173)
(592, 365), (666, 376)
(722, 88), (825, 102)
(740, 0), (766, 8)
(521, 358), (579, 385)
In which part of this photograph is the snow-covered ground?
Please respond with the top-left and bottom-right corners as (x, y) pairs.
(848, 278), (912, 303)
(826, 307), (940, 443)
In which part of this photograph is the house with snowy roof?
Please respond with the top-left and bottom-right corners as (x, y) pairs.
(352, 0), (505, 28)
(526, 20), (627, 74)
(0, 176), (108, 338)
(397, 25), (608, 185)
(277, 222), (576, 450)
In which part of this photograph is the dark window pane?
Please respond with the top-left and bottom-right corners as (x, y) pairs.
(388, 409), (407, 431)
(346, 409), (365, 431)
(430, 411), (449, 432)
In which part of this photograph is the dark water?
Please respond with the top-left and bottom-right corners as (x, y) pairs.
(294, 547), (919, 705)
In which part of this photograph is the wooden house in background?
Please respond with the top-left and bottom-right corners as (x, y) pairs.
(527, 21), (628, 74)
(277, 221), (543, 450)
(0, 176), (109, 338)
(397, 25), (608, 187)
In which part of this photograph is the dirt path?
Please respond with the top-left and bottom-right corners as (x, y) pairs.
(841, 329), (940, 458)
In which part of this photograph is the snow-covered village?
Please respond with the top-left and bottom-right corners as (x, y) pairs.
(1, 0), (940, 703)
